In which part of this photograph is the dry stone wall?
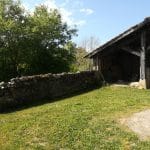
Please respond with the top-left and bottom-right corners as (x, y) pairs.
(0, 71), (101, 112)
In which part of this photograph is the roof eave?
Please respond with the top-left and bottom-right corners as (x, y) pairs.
(85, 17), (150, 58)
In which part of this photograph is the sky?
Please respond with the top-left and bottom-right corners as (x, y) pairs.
(22, 0), (150, 46)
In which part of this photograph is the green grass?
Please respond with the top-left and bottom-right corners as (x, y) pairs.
(0, 86), (150, 150)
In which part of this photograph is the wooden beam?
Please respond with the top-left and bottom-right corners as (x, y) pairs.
(117, 32), (140, 47)
(147, 45), (150, 51)
(140, 31), (146, 80)
(96, 56), (99, 71)
(88, 33), (140, 58)
(121, 47), (140, 57)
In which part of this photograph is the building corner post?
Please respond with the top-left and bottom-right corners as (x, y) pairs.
(139, 30), (147, 89)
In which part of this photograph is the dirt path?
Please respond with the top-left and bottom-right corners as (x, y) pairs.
(120, 109), (150, 140)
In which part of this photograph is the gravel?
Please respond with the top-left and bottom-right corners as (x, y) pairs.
(120, 109), (150, 140)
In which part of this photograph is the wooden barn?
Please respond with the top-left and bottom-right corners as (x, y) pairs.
(86, 17), (150, 89)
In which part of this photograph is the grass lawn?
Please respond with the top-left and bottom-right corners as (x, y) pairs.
(0, 86), (150, 150)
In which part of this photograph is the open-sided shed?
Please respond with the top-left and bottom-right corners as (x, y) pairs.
(86, 17), (150, 88)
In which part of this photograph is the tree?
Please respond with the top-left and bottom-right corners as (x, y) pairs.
(73, 47), (91, 71)
(22, 6), (77, 75)
(79, 36), (100, 52)
(0, 1), (77, 81)
(0, 0), (27, 80)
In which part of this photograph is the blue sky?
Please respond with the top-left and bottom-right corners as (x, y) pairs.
(22, 0), (150, 46)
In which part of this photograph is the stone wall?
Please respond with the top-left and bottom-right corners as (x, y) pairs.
(0, 71), (101, 112)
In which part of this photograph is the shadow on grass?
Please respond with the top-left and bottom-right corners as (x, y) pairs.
(1, 86), (101, 114)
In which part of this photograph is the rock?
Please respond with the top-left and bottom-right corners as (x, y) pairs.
(138, 86), (144, 90)
(129, 82), (139, 87)
(0, 71), (101, 112)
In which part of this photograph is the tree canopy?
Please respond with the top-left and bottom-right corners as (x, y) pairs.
(0, 0), (77, 81)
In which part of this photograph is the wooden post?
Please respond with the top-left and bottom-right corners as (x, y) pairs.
(139, 31), (146, 88)
(96, 56), (99, 71)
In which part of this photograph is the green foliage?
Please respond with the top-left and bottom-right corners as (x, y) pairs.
(1, 87), (150, 149)
(0, 0), (27, 80)
(73, 47), (91, 72)
(0, 0), (77, 81)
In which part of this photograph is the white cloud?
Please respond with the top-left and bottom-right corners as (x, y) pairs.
(59, 8), (73, 25)
(43, 0), (85, 27)
(61, 0), (70, 7)
(80, 8), (94, 15)
(43, 0), (57, 10)
(75, 20), (86, 26)
(22, 2), (30, 11)
(22, 2), (34, 14)
(22, 0), (87, 27)
(59, 8), (86, 27)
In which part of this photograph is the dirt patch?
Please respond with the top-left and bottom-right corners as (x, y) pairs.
(120, 109), (150, 140)
(111, 84), (129, 88)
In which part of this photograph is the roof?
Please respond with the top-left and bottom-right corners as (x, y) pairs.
(86, 17), (150, 58)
